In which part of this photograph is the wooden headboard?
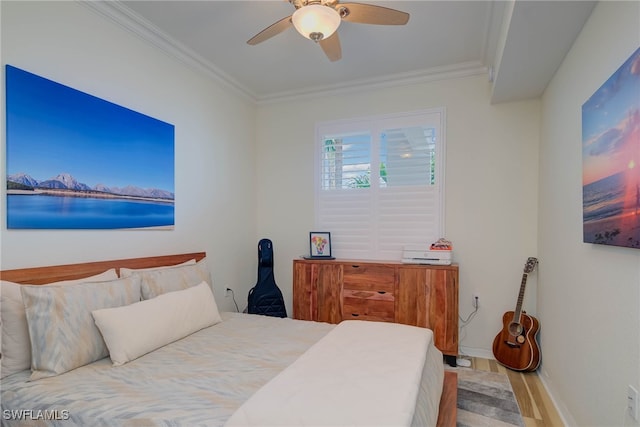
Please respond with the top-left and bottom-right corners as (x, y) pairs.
(0, 252), (207, 285)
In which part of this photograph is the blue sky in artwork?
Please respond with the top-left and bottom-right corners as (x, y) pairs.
(6, 65), (174, 192)
(581, 47), (640, 184)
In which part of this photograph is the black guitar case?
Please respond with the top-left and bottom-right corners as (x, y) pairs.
(247, 239), (287, 318)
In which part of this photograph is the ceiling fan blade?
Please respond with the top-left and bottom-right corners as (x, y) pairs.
(319, 32), (342, 62)
(247, 15), (293, 45)
(338, 3), (409, 25)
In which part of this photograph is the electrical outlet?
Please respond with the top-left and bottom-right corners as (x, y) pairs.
(225, 287), (232, 298)
(472, 293), (480, 309)
(628, 385), (638, 420)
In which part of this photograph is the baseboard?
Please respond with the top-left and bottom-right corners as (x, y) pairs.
(458, 345), (494, 360)
(537, 365), (574, 427)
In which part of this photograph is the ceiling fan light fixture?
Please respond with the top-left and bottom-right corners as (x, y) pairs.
(292, 4), (341, 42)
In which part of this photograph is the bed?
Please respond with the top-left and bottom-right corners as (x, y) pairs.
(0, 252), (456, 426)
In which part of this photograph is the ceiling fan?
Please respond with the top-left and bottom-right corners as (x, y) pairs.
(247, 0), (410, 62)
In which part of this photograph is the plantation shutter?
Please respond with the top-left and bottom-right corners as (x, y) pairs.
(315, 109), (445, 260)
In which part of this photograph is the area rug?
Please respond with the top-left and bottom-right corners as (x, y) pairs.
(453, 368), (524, 427)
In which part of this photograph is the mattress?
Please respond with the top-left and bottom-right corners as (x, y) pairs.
(1, 313), (443, 426)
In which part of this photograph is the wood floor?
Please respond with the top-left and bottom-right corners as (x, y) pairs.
(467, 357), (564, 427)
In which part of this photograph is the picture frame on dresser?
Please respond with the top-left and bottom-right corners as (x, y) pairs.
(308, 231), (333, 259)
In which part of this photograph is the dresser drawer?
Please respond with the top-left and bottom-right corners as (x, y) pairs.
(342, 264), (395, 293)
(294, 259), (459, 358)
(342, 297), (395, 322)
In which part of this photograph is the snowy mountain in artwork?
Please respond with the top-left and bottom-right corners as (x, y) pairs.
(38, 173), (92, 191)
(7, 172), (174, 200)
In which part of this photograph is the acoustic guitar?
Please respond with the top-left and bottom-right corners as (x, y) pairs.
(492, 257), (541, 372)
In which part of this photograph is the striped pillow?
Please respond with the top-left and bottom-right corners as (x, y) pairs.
(139, 258), (212, 300)
(21, 276), (141, 380)
(0, 268), (118, 379)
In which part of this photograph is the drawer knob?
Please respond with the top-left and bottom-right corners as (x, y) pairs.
(351, 265), (360, 268)
(378, 291), (386, 294)
(351, 313), (360, 317)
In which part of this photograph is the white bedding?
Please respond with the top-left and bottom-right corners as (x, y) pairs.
(1, 313), (444, 427)
(227, 320), (443, 427)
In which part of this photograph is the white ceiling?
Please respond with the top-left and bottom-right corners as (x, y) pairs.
(89, 1), (596, 104)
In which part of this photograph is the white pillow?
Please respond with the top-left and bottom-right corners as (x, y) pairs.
(0, 268), (118, 379)
(138, 258), (212, 300)
(22, 276), (142, 381)
(92, 281), (222, 366)
(119, 259), (196, 278)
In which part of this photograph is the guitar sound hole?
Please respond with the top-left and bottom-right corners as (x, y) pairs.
(508, 322), (523, 337)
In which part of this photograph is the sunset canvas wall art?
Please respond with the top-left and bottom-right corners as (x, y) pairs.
(582, 46), (640, 248)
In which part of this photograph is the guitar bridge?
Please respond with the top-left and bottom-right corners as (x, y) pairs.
(504, 341), (521, 349)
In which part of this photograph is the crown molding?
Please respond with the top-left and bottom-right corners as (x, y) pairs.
(255, 61), (488, 105)
(79, 0), (258, 102)
(80, 1), (488, 106)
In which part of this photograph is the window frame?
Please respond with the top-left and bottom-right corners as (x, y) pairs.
(314, 108), (446, 260)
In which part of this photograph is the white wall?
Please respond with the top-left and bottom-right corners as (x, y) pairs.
(11, 4), (637, 425)
(538, 1), (640, 425)
(0, 1), (258, 311)
(256, 75), (540, 355)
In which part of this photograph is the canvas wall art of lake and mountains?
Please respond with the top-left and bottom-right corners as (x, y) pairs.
(5, 65), (175, 230)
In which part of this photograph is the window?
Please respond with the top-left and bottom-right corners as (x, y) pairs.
(315, 109), (445, 260)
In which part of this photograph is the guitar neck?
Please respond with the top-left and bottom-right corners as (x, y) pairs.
(513, 272), (528, 321)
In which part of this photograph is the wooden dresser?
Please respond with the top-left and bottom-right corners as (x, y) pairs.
(292, 259), (459, 364)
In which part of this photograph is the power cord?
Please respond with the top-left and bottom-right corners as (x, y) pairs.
(456, 296), (479, 367)
(226, 288), (240, 312)
(459, 296), (479, 325)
